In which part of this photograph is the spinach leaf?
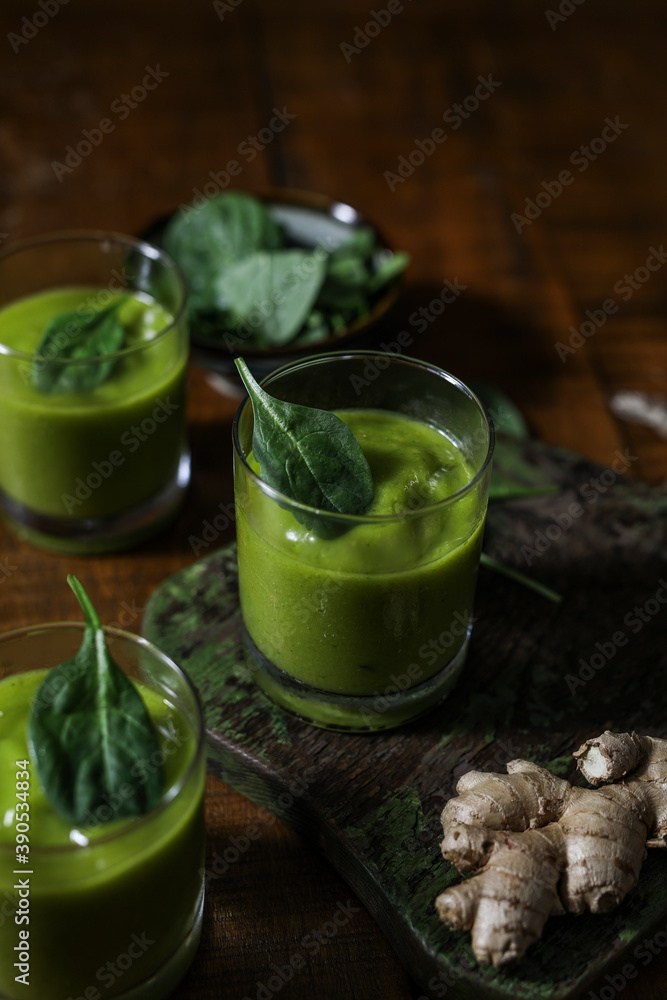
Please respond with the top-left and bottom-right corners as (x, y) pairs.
(329, 226), (376, 261)
(164, 192), (283, 314)
(31, 298), (127, 394)
(317, 253), (370, 314)
(469, 380), (529, 439)
(28, 575), (164, 827)
(489, 437), (560, 502)
(235, 358), (374, 525)
(366, 250), (410, 293)
(218, 249), (327, 346)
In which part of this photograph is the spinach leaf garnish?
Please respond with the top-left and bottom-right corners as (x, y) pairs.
(31, 297), (128, 394)
(163, 192), (282, 316)
(28, 575), (164, 827)
(235, 358), (374, 529)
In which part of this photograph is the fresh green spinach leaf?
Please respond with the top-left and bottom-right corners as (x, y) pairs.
(469, 381), (529, 439)
(163, 192), (283, 314)
(323, 253), (369, 290)
(489, 436), (560, 501)
(28, 575), (164, 826)
(330, 226), (376, 261)
(317, 254), (371, 314)
(366, 250), (410, 293)
(235, 358), (374, 526)
(31, 298), (128, 394)
(218, 249), (327, 346)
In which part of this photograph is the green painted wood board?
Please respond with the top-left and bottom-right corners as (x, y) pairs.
(143, 434), (667, 1000)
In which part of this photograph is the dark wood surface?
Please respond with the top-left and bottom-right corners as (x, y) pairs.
(1, 2), (667, 997)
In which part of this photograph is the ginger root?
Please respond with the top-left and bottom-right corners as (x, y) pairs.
(435, 731), (667, 968)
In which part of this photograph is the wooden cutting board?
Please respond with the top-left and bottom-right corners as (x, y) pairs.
(143, 434), (667, 1000)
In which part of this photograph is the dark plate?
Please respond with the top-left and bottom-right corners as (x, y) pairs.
(141, 189), (404, 378)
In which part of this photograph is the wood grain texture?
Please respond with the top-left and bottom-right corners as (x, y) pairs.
(0, 0), (666, 997)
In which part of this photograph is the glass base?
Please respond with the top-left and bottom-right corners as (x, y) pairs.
(0, 879), (204, 1000)
(0, 449), (190, 554)
(243, 626), (470, 732)
(118, 879), (204, 1000)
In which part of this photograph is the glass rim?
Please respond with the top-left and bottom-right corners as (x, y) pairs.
(0, 620), (204, 856)
(232, 350), (495, 522)
(0, 229), (188, 364)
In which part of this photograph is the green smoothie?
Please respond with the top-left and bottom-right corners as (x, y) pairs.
(235, 409), (487, 725)
(0, 668), (205, 1000)
(0, 286), (187, 523)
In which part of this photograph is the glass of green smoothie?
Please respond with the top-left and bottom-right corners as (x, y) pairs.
(0, 232), (190, 553)
(0, 622), (206, 1000)
(233, 351), (494, 731)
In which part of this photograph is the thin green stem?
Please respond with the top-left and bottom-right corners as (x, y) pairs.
(480, 553), (562, 604)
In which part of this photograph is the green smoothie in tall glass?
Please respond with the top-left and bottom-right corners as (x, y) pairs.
(238, 409), (483, 689)
(0, 232), (189, 552)
(0, 288), (185, 518)
(233, 352), (494, 731)
(0, 628), (205, 1000)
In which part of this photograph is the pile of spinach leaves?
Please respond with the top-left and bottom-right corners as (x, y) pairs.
(163, 191), (408, 349)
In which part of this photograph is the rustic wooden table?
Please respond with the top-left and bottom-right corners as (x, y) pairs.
(1, 1), (666, 997)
